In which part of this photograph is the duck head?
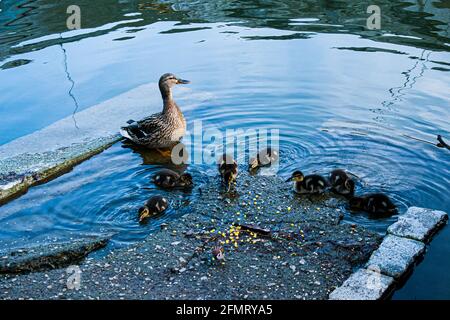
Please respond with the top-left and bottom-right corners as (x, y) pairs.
(286, 170), (304, 182)
(159, 73), (190, 99)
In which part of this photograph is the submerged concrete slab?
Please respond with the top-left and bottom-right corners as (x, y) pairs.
(0, 173), (382, 300)
(388, 207), (448, 242)
(366, 235), (425, 279)
(329, 268), (394, 300)
(0, 83), (212, 203)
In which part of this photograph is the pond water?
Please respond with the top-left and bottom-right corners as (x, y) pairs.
(0, 0), (449, 299)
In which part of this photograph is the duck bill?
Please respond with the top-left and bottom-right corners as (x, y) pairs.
(285, 177), (293, 182)
(177, 78), (190, 84)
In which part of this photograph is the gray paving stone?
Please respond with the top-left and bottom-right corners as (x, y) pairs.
(366, 235), (425, 279)
(329, 268), (394, 300)
(388, 207), (448, 242)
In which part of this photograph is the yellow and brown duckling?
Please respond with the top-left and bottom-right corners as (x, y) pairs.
(153, 169), (193, 188)
(120, 73), (190, 150)
(286, 170), (328, 194)
(138, 195), (169, 223)
(248, 147), (279, 171)
(329, 169), (355, 197)
(349, 193), (397, 215)
(218, 153), (238, 192)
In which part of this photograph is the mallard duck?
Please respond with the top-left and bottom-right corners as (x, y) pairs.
(329, 169), (355, 197)
(349, 193), (397, 215)
(153, 169), (193, 188)
(218, 154), (238, 192)
(248, 147), (279, 171)
(286, 170), (328, 194)
(120, 73), (190, 151)
(138, 195), (169, 223)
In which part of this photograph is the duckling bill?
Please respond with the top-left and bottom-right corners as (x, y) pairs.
(249, 147), (279, 171)
(286, 171), (328, 194)
(153, 169), (193, 188)
(138, 195), (169, 223)
(218, 154), (238, 192)
(329, 169), (355, 197)
(349, 193), (397, 215)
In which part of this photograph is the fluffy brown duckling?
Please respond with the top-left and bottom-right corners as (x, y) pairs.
(218, 153), (238, 192)
(138, 195), (169, 223)
(329, 169), (355, 197)
(153, 169), (193, 188)
(286, 170), (328, 194)
(349, 193), (397, 215)
(248, 147), (279, 171)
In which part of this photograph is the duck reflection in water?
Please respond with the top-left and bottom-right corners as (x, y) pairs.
(121, 140), (189, 167)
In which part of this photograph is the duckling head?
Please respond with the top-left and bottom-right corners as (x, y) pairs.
(180, 173), (193, 186)
(248, 157), (259, 171)
(286, 170), (304, 182)
(345, 179), (355, 195)
(138, 206), (153, 223)
(159, 73), (190, 99)
(212, 246), (225, 261)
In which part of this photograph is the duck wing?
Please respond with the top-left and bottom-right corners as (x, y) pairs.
(120, 113), (163, 143)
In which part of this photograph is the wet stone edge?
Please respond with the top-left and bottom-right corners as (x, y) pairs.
(0, 135), (121, 205)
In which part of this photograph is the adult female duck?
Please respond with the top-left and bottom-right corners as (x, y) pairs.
(120, 73), (190, 151)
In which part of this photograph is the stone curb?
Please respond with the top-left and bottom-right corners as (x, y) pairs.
(0, 236), (111, 274)
(388, 207), (448, 242)
(329, 207), (448, 300)
(329, 268), (395, 300)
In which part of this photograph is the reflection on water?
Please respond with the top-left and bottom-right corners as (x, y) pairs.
(0, 0), (449, 299)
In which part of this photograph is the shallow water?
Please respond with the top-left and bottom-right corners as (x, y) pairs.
(0, 0), (449, 299)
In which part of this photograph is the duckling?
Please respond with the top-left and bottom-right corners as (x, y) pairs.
(286, 170), (328, 194)
(329, 169), (355, 197)
(248, 147), (279, 171)
(120, 73), (190, 151)
(153, 169), (193, 188)
(349, 193), (397, 215)
(212, 246), (225, 261)
(138, 195), (169, 223)
(218, 154), (238, 192)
